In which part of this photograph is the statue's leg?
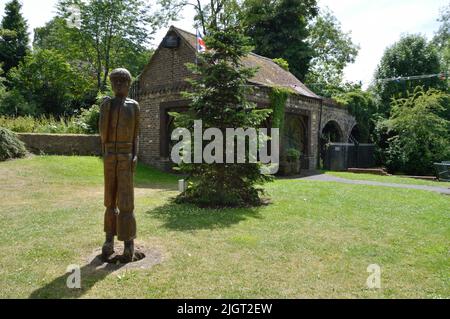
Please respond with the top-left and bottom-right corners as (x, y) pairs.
(102, 154), (118, 260)
(116, 155), (144, 263)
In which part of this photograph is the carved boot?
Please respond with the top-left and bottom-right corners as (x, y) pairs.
(120, 240), (145, 263)
(120, 240), (134, 263)
(101, 233), (115, 261)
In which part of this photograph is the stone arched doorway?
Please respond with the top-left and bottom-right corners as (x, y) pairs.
(279, 114), (309, 174)
(348, 124), (361, 144)
(320, 120), (344, 168)
(322, 120), (344, 143)
(283, 115), (308, 156)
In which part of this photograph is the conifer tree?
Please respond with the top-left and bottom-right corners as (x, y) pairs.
(0, 0), (29, 73)
(172, 25), (273, 207)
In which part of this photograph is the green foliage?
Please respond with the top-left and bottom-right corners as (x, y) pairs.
(0, 116), (46, 133)
(34, 16), (154, 85)
(7, 49), (96, 116)
(0, 115), (89, 134)
(33, 17), (79, 55)
(272, 58), (289, 71)
(76, 104), (100, 134)
(241, 0), (319, 82)
(0, 88), (38, 116)
(0, 66), (6, 102)
(433, 4), (450, 71)
(0, 66), (36, 116)
(380, 87), (450, 175)
(436, 91), (450, 121)
(0, 98), (102, 134)
(0, 0), (29, 74)
(334, 89), (378, 143)
(373, 34), (444, 116)
(57, 0), (158, 90)
(269, 86), (291, 133)
(0, 126), (26, 161)
(173, 24), (273, 207)
(305, 7), (359, 97)
(158, 0), (242, 34)
(286, 148), (301, 162)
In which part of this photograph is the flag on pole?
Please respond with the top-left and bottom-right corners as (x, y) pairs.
(196, 29), (207, 53)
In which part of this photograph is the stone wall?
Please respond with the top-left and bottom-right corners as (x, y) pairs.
(18, 133), (101, 156)
(321, 102), (357, 142)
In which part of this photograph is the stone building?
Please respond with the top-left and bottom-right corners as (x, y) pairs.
(132, 26), (358, 171)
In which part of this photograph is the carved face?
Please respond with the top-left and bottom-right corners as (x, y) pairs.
(111, 76), (131, 98)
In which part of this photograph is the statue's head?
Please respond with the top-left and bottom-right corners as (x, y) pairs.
(110, 68), (132, 98)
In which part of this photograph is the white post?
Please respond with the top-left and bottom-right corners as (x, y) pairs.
(178, 179), (187, 193)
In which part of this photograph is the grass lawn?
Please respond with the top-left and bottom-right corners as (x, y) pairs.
(0, 156), (449, 299)
(325, 171), (450, 188)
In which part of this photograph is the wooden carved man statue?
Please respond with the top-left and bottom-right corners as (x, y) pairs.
(99, 68), (144, 263)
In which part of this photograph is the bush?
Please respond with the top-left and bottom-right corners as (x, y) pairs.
(286, 148), (301, 162)
(0, 115), (87, 134)
(35, 117), (86, 134)
(7, 49), (96, 117)
(0, 89), (38, 116)
(75, 104), (100, 134)
(382, 87), (450, 175)
(0, 127), (27, 161)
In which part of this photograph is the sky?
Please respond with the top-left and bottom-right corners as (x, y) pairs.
(0, 0), (447, 88)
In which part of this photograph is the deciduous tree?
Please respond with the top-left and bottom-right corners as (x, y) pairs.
(241, 0), (318, 82)
(373, 34), (443, 116)
(305, 8), (359, 97)
(8, 49), (95, 116)
(57, 0), (159, 90)
(433, 4), (450, 71)
(380, 87), (450, 175)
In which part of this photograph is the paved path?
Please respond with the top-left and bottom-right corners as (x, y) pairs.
(301, 174), (450, 195)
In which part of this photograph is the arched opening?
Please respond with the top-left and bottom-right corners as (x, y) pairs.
(283, 114), (308, 156)
(322, 121), (343, 143)
(348, 125), (361, 144)
(320, 121), (344, 168)
(278, 114), (309, 175)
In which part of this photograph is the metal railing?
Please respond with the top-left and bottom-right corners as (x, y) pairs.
(434, 162), (450, 182)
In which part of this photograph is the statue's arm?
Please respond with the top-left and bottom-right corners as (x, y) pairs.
(99, 97), (111, 155)
(132, 102), (140, 169)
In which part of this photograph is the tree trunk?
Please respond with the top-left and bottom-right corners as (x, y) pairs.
(102, 15), (114, 90)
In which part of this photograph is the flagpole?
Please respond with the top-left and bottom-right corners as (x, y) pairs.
(195, 29), (199, 66)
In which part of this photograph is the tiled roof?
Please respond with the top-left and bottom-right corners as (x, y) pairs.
(171, 26), (320, 99)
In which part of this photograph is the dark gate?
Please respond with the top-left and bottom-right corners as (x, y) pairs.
(323, 143), (376, 171)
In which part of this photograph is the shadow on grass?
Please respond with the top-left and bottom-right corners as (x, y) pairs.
(29, 255), (125, 299)
(146, 201), (265, 232)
